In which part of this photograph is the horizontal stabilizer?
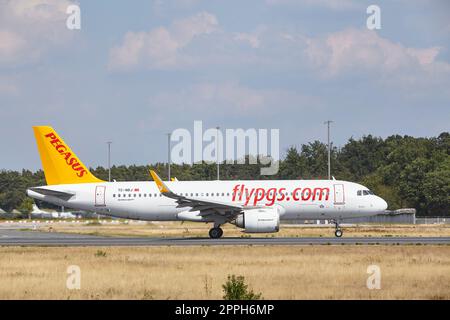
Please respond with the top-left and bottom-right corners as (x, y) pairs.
(28, 187), (74, 200)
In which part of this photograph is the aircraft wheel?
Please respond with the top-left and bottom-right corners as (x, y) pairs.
(209, 227), (223, 239)
(335, 229), (343, 238)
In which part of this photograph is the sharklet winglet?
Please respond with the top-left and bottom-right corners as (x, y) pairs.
(149, 170), (171, 194)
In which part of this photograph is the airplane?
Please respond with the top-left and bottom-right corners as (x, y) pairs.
(31, 203), (78, 219)
(30, 203), (55, 219)
(26, 126), (388, 238)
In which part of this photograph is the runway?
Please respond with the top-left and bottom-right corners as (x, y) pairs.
(0, 229), (450, 246)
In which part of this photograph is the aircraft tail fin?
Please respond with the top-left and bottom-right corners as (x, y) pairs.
(33, 126), (104, 185)
(32, 204), (39, 213)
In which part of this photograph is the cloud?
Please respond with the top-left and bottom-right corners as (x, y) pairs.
(234, 33), (261, 48)
(265, 0), (360, 10)
(0, 0), (76, 66)
(0, 76), (19, 96)
(150, 82), (266, 116)
(188, 82), (266, 111)
(109, 10), (449, 80)
(144, 82), (319, 126)
(108, 10), (449, 91)
(108, 12), (218, 71)
(0, 31), (27, 64)
(304, 28), (449, 77)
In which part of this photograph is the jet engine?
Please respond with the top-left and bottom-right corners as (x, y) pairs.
(232, 208), (280, 233)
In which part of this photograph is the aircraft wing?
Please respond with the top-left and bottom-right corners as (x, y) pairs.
(150, 170), (243, 218)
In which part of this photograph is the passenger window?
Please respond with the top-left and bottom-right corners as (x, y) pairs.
(357, 190), (362, 196)
(113, 194), (116, 197)
(363, 190), (369, 196)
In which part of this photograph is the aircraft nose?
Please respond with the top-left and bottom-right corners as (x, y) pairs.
(377, 197), (388, 211)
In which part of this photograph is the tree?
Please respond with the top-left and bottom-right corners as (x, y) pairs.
(362, 173), (403, 210)
(222, 275), (262, 300)
(422, 160), (450, 216)
(278, 147), (307, 179)
(397, 158), (434, 214)
(1, 131), (449, 216)
(339, 135), (387, 180)
(301, 141), (328, 178)
(18, 197), (34, 219)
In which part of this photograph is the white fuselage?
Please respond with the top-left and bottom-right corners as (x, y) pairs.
(27, 180), (388, 222)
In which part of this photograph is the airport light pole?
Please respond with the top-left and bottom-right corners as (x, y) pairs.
(107, 141), (112, 182)
(216, 126), (220, 180)
(324, 120), (333, 180)
(167, 133), (171, 181)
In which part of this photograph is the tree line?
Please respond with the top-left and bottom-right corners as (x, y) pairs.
(0, 132), (448, 216)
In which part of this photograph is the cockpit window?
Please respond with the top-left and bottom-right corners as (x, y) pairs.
(358, 189), (375, 196)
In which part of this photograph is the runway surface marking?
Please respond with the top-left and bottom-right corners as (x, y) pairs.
(0, 229), (449, 246)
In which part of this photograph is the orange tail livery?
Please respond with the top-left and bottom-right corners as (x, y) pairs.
(33, 126), (103, 185)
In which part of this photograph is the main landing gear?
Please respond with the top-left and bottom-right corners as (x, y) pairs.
(332, 220), (343, 238)
(209, 227), (223, 239)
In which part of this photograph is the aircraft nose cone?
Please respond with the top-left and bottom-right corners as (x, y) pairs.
(378, 197), (388, 211)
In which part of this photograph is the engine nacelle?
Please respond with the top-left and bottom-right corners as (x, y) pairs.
(233, 208), (280, 233)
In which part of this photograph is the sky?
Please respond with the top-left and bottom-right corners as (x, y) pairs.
(0, 0), (449, 171)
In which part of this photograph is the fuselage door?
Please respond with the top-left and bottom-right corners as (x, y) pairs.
(95, 186), (106, 207)
(333, 184), (345, 205)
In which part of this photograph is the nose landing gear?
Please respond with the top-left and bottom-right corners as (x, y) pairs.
(332, 220), (343, 237)
(209, 227), (223, 239)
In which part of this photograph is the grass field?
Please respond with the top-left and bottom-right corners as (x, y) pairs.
(37, 221), (450, 238)
(0, 245), (449, 299)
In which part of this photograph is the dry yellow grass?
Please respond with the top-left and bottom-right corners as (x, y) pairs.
(39, 221), (450, 238)
(0, 246), (449, 300)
